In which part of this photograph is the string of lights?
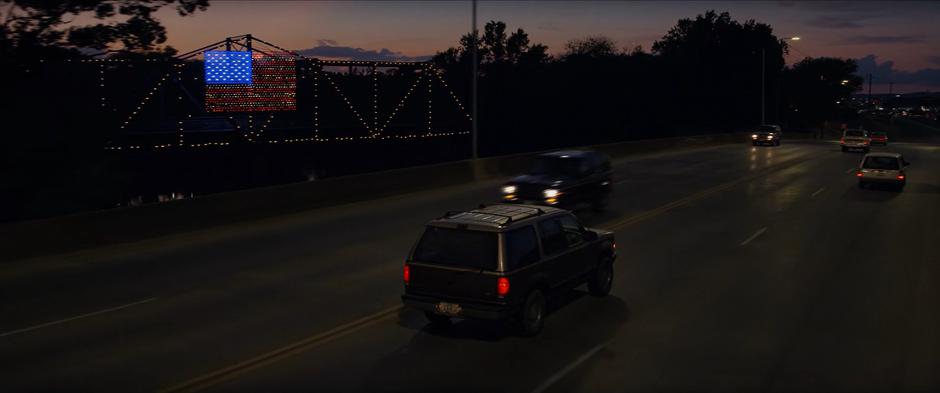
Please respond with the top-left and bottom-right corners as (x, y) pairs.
(91, 35), (474, 151)
(99, 63), (107, 109)
(427, 66), (433, 134)
(372, 65), (379, 137)
(321, 71), (374, 134)
(432, 70), (473, 121)
(105, 131), (469, 151)
(120, 72), (171, 130)
(313, 64), (320, 139)
(375, 72), (426, 134)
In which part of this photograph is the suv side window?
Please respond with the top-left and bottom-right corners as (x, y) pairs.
(599, 154), (612, 172)
(559, 214), (584, 247)
(505, 225), (540, 270)
(537, 218), (567, 256)
(577, 159), (591, 177)
(586, 154), (602, 174)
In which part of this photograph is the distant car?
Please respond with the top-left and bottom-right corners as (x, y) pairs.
(501, 150), (612, 211)
(751, 124), (782, 146)
(401, 204), (616, 336)
(840, 129), (870, 152)
(869, 131), (888, 145)
(857, 152), (909, 190)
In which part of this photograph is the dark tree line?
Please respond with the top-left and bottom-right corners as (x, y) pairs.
(432, 11), (864, 155)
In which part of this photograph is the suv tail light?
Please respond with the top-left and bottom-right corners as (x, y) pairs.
(403, 264), (410, 285)
(840, 138), (845, 144)
(897, 174), (905, 180)
(856, 170), (863, 177)
(497, 277), (510, 297)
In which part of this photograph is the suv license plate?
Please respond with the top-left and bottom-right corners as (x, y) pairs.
(435, 302), (462, 316)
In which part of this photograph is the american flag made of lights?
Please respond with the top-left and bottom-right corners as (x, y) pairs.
(204, 50), (297, 112)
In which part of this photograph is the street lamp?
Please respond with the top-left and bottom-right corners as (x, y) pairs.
(762, 36), (801, 125)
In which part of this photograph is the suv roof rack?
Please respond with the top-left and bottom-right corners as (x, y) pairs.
(441, 204), (548, 227)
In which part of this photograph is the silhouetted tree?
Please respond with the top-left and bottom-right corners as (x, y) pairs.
(1, 1), (208, 60)
(783, 57), (864, 127)
(653, 10), (788, 127)
(563, 36), (618, 59)
(432, 21), (550, 70)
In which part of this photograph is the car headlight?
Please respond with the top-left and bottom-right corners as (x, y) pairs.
(502, 185), (516, 194)
(767, 135), (774, 139)
(751, 134), (758, 139)
(543, 189), (560, 198)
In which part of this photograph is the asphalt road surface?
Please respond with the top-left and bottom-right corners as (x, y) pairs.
(2, 138), (938, 392)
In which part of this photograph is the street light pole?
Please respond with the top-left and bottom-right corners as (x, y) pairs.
(470, 0), (478, 159)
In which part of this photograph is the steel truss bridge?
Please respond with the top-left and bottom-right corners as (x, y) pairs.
(84, 34), (472, 151)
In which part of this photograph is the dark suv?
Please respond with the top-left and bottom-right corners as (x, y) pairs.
(501, 150), (613, 211)
(401, 204), (616, 336)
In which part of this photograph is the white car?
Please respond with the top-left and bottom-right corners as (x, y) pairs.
(857, 152), (909, 190)
(841, 129), (870, 152)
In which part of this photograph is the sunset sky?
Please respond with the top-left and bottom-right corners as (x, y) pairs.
(156, 1), (940, 93)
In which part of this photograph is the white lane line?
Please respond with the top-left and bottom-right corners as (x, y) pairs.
(0, 297), (158, 338)
(739, 227), (768, 247)
(811, 187), (826, 197)
(530, 342), (607, 393)
(845, 167), (857, 174)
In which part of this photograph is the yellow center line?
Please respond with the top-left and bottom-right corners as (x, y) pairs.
(158, 304), (403, 393)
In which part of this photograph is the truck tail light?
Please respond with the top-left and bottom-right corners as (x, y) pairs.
(403, 264), (410, 285)
(497, 277), (510, 297)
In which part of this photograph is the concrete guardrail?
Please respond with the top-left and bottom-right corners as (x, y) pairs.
(0, 132), (757, 262)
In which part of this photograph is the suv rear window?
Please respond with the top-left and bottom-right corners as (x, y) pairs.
(863, 156), (900, 170)
(413, 227), (497, 270)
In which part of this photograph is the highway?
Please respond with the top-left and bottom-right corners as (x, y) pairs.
(1, 138), (939, 392)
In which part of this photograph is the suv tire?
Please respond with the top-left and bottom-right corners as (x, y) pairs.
(518, 290), (546, 336)
(588, 259), (613, 296)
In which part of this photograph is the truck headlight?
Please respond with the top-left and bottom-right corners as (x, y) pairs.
(502, 185), (516, 194)
(543, 189), (560, 198)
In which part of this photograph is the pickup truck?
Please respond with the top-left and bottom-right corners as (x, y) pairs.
(401, 204), (616, 336)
